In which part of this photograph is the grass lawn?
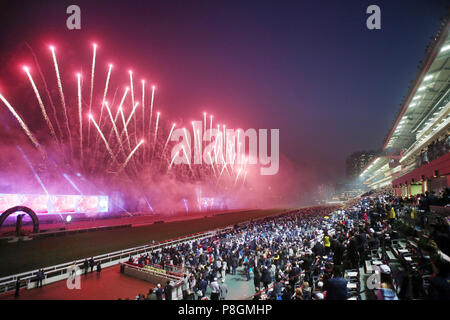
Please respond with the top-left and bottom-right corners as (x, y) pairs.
(0, 208), (287, 277)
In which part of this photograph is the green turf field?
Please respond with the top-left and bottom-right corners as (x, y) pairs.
(0, 209), (287, 277)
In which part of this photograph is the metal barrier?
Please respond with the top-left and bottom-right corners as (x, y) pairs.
(121, 263), (184, 299)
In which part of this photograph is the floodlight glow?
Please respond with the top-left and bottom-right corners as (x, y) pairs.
(423, 75), (433, 81)
(440, 44), (450, 53)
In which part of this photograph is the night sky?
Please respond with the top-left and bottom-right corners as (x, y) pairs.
(0, 0), (447, 186)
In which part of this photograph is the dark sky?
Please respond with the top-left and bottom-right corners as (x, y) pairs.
(0, 0), (447, 186)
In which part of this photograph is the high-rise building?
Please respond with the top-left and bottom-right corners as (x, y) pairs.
(346, 151), (377, 179)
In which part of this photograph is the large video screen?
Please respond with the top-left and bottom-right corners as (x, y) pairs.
(0, 194), (109, 214)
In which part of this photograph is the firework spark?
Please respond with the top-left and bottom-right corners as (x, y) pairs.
(117, 139), (144, 174)
(77, 72), (83, 162)
(23, 66), (57, 143)
(50, 45), (73, 155)
(0, 93), (41, 151)
(89, 113), (117, 163)
(88, 43), (97, 146)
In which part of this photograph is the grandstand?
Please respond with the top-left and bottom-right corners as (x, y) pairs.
(360, 17), (450, 195)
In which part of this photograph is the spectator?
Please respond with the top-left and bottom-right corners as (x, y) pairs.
(428, 259), (450, 300)
(14, 277), (20, 298)
(89, 257), (95, 273)
(219, 279), (228, 300)
(146, 288), (158, 300)
(209, 277), (220, 300)
(96, 262), (102, 276)
(155, 284), (163, 300)
(324, 267), (348, 300)
(377, 265), (398, 300)
(164, 281), (173, 300)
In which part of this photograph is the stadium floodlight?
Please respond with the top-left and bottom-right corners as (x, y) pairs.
(423, 74), (433, 81)
(409, 102), (417, 108)
(417, 86), (426, 92)
(412, 95), (421, 100)
(440, 44), (450, 53)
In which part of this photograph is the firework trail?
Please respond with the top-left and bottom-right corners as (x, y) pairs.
(104, 101), (125, 155)
(129, 70), (138, 145)
(89, 114), (117, 163)
(242, 170), (248, 186)
(148, 85), (155, 145)
(119, 105), (131, 150)
(0, 94), (42, 151)
(210, 115), (213, 133)
(153, 111), (160, 152)
(23, 66), (58, 143)
(129, 71), (135, 108)
(50, 46), (73, 157)
(77, 73), (83, 162)
(119, 102), (139, 143)
(98, 63), (113, 128)
(117, 139), (144, 174)
(88, 43), (97, 147)
(99, 86), (128, 154)
(25, 43), (63, 143)
(162, 123), (176, 154)
(141, 80), (145, 160)
(203, 112), (207, 133)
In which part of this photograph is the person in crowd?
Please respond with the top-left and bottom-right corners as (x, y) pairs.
(96, 262), (102, 276)
(293, 287), (303, 300)
(219, 278), (228, 300)
(376, 265), (398, 300)
(164, 281), (173, 300)
(89, 257), (95, 273)
(146, 288), (158, 300)
(281, 281), (292, 300)
(209, 277), (220, 300)
(14, 277), (20, 298)
(323, 267), (348, 300)
(182, 274), (189, 300)
(155, 284), (163, 300)
(323, 233), (331, 256)
(428, 259), (450, 300)
(83, 259), (89, 276)
(253, 266), (261, 289)
(36, 269), (44, 288)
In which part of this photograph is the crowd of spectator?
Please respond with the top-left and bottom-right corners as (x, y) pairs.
(418, 133), (450, 166)
(125, 189), (450, 300)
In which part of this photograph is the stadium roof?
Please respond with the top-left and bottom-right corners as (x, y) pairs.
(383, 19), (450, 151)
(360, 17), (450, 181)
